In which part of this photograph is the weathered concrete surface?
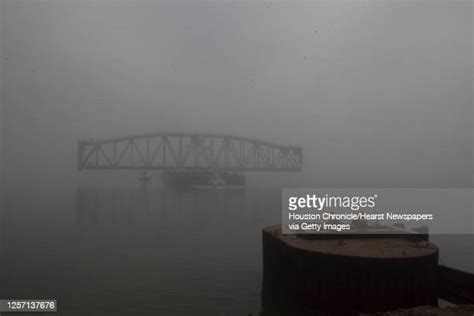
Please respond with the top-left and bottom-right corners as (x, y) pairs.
(262, 225), (439, 314)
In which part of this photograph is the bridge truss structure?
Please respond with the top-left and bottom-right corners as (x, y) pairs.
(78, 133), (303, 172)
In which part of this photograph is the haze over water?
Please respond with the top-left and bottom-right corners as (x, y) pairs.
(1, 184), (281, 315)
(0, 1), (472, 315)
(0, 183), (471, 315)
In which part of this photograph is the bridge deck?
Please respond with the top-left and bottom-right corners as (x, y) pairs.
(78, 133), (302, 172)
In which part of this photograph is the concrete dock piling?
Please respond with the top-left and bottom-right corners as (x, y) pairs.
(262, 225), (439, 314)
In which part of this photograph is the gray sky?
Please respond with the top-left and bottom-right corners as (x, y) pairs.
(1, 0), (472, 187)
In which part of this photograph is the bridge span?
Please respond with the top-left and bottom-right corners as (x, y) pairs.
(78, 133), (303, 172)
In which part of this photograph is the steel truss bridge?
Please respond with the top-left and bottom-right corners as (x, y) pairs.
(78, 133), (303, 172)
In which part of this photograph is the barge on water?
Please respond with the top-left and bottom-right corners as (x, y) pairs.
(161, 170), (245, 189)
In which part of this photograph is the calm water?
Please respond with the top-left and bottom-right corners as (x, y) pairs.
(0, 185), (281, 316)
(0, 184), (472, 316)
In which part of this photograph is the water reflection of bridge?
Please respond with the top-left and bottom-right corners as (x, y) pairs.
(75, 187), (279, 226)
(77, 133), (302, 171)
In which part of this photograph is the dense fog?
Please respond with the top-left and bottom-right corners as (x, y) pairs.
(0, 0), (471, 190)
